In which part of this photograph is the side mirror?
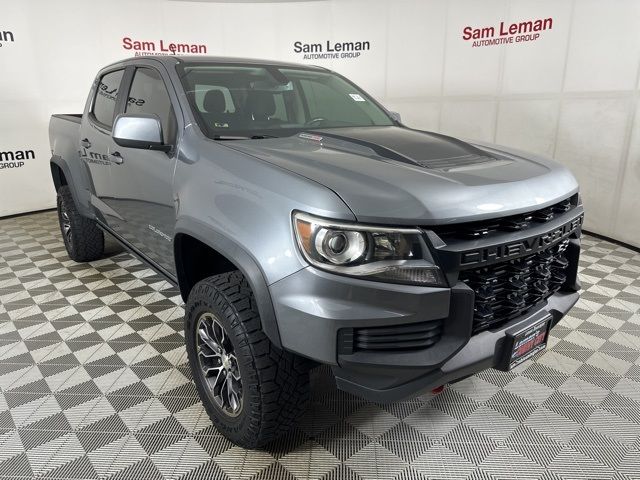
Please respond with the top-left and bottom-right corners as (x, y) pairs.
(112, 113), (170, 151)
(389, 111), (402, 123)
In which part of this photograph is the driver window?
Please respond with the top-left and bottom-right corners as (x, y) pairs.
(126, 68), (177, 144)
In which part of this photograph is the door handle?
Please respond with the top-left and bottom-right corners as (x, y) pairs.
(109, 151), (124, 165)
(81, 138), (91, 148)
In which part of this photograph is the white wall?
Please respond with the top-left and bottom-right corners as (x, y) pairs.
(1, 0), (638, 246)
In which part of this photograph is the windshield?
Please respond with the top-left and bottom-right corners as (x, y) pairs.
(177, 63), (394, 139)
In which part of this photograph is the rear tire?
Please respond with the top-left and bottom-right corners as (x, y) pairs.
(56, 185), (104, 262)
(185, 271), (310, 449)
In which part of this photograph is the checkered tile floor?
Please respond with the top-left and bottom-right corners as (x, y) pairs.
(0, 211), (639, 480)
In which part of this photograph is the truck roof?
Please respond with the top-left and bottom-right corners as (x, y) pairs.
(105, 55), (327, 71)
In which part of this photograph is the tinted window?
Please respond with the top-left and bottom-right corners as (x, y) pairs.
(126, 68), (176, 143)
(93, 69), (124, 127)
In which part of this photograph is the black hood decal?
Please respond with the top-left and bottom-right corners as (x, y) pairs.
(310, 127), (504, 171)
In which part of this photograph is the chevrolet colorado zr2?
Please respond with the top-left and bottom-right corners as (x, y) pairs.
(48, 56), (583, 448)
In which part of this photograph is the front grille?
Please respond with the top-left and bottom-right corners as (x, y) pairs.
(459, 239), (570, 334)
(432, 195), (578, 240)
(338, 319), (443, 354)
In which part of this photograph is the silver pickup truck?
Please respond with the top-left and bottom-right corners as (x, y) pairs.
(49, 55), (584, 448)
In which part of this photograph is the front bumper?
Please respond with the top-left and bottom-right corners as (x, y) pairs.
(270, 264), (579, 402)
(334, 290), (578, 402)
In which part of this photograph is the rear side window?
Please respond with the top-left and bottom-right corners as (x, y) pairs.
(92, 69), (124, 127)
(126, 67), (177, 144)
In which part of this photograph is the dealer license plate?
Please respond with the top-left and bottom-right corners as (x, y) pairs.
(506, 318), (550, 370)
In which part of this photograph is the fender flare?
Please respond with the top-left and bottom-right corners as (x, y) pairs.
(174, 217), (282, 348)
(49, 155), (92, 218)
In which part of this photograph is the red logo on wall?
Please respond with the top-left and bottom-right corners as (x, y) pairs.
(122, 37), (207, 56)
(462, 17), (553, 47)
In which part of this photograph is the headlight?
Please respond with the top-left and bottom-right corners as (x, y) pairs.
(293, 212), (447, 287)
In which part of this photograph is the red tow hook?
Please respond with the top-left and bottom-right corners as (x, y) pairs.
(431, 385), (445, 395)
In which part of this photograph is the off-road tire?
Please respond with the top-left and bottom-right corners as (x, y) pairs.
(185, 271), (310, 449)
(56, 185), (104, 262)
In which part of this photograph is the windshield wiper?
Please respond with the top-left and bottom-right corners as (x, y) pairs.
(212, 134), (279, 141)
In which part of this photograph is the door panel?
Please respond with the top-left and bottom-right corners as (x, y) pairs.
(106, 149), (176, 274)
(103, 67), (178, 275)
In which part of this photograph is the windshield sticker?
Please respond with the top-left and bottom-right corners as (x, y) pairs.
(349, 93), (365, 102)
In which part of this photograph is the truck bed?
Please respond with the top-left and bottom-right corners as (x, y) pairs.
(52, 113), (82, 124)
(49, 114), (82, 164)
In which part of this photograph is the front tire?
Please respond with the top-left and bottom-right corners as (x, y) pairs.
(185, 271), (310, 449)
(56, 185), (104, 262)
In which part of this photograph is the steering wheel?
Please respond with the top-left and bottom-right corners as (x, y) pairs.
(305, 117), (326, 127)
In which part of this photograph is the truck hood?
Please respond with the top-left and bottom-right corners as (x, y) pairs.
(225, 126), (579, 225)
